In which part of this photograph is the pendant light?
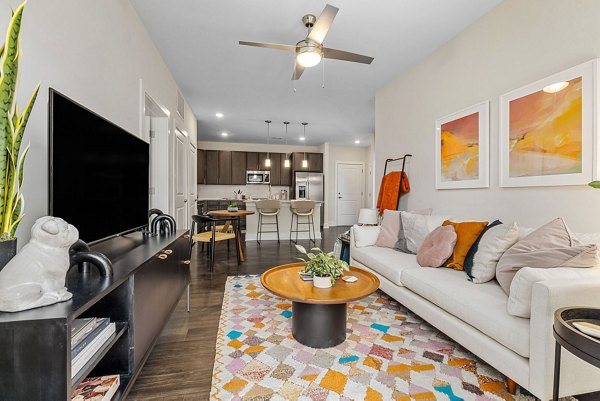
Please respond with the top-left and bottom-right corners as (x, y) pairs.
(264, 120), (271, 167)
(301, 122), (308, 168)
(283, 121), (290, 168)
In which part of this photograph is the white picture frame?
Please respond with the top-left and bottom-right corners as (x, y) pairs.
(435, 100), (489, 189)
(499, 59), (599, 187)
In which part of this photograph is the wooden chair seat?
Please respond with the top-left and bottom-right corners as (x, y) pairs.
(192, 231), (236, 243)
(215, 224), (233, 233)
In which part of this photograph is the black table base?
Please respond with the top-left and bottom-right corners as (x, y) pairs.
(292, 302), (346, 348)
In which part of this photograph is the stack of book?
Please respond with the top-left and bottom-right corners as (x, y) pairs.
(71, 318), (116, 379)
(72, 374), (120, 401)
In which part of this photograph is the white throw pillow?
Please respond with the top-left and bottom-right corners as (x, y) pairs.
(468, 222), (520, 284)
(399, 212), (449, 254)
(353, 225), (381, 248)
(508, 266), (600, 318)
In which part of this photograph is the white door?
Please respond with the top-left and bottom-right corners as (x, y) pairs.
(174, 129), (188, 228)
(188, 143), (197, 219)
(336, 162), (364, 226)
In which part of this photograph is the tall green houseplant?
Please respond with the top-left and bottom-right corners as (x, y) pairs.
(0, 1), (39, 240)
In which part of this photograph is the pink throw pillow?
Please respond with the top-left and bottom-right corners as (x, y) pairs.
(416, 225), (457, 267)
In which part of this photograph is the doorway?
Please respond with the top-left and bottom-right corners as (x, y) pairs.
(143, 94), (170, 213)
(174, 128), (188, 229)
(335, 162), (365, 226)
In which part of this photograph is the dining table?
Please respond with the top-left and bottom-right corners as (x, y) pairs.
(207, 209), (255, 262)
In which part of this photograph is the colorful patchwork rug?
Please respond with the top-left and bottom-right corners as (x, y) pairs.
(210, 275), (550, 401)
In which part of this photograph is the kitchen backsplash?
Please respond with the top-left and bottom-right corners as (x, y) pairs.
(197, 185), (291, 200)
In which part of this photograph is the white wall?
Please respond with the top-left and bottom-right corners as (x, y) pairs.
(324, 144), (371, 227)
(5, 1), (197, 242)
(375, 0), (600, 232)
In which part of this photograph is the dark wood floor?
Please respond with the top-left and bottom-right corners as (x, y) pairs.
(127, 227), (348, 400)
(126, 227), (597, 401)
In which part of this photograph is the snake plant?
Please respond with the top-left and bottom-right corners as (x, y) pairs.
(0, 2), (39, 239)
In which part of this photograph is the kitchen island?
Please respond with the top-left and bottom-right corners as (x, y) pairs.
(244, 200), (322, 241)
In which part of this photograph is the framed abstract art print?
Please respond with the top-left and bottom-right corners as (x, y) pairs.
(435, 101), (489, 189)
(499, 59), (598, 187)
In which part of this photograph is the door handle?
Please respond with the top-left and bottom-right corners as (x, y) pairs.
(338, 196), (342, 199)
(184, 199), (188, 203)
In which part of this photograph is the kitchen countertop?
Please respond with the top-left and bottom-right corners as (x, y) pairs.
(197, 198), (322, 204)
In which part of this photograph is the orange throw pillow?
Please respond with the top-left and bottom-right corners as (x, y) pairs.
(442, 220), (489, 271)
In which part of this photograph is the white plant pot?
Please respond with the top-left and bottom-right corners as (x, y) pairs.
(313, 275), (332, 288)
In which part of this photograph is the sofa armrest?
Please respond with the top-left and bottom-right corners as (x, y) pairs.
(529, 278), (600, 399)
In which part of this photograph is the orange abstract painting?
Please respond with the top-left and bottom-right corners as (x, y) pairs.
(508, 77), (582, 177)
(440, 112), (479, 181)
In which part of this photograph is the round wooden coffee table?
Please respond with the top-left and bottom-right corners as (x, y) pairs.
(261, 262), (380, 348)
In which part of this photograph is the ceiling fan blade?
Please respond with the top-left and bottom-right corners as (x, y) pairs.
(307, 4), (339, 45)
(239, 41), (296, 52)
(323, 47), (374, 64)
(292, 62), (305, 80)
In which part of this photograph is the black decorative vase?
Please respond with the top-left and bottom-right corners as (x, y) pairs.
(0, 237), (17, 271)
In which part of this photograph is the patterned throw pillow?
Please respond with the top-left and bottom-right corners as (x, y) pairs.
(416, 225), (457, 267)
(496, 217), (600, 294)
(442, 220), (489, 271)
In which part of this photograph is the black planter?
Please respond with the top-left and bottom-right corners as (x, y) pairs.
(0, 238), (17, 271)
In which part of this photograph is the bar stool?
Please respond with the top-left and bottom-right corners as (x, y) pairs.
(256, 200), (281, 245)
(290, 200), (316, 245)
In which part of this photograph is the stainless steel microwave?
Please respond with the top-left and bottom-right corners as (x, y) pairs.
(246, 170), (270, 184)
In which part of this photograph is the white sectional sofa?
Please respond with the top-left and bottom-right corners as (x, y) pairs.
(350, 226), (600, 400)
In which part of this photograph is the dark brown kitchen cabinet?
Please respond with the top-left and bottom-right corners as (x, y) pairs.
(308, 153), (324, 172)
(269, 153), (281, 185)
(206, 150), (219, 184)
(280, 154), (292, 186)
(231, 151), (247, 185)
(197, 149), (206, 184)
(218, 150), (232, 185)
(246, 152), (259, 171)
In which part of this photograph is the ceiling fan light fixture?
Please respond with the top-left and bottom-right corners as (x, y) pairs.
(297, 50), (321, 68)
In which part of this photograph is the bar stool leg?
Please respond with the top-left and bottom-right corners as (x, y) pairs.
(290, 213), (295, 243)
(276, 214), (280, 244)
(257, 213), (262, 245)
(296, 213), (300, 244)
(311, 214), (316, 244)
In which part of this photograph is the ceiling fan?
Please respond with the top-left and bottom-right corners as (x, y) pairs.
(239, 4), (374, 80)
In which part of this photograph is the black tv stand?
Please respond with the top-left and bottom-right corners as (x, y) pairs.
(0, 230), (190, 401)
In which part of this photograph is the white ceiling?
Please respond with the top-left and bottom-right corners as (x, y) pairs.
(132, 0), (501, 146)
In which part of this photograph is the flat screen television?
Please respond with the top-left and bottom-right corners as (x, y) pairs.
(49, 89), (150, 243)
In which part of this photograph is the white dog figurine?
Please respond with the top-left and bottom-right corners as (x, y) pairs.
(0, 216), (79, 312)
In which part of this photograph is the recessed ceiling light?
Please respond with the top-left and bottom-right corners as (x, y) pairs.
(221, 132), (228, 137)
(216, 112), (224, 118)
(354, 140), (360, 144)
(299, 136), (306, 141)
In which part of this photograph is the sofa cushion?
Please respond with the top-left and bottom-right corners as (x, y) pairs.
(398, 212), (449, 254)
(496, 217), (600, 294)
(350, 246), (419, 286)
(441, 220), (489, 271)
(401, 267), (530, 358)
(464, 222), (520, 284)
(416, 225), (457, 267)
(508, 266), (600, 318)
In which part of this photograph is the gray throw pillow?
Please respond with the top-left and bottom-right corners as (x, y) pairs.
(496, 217), (600, 294)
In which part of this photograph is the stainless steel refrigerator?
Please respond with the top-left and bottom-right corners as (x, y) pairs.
(294, 172), (324, 228)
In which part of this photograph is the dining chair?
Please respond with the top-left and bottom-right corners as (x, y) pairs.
(188, 215), (240, 271)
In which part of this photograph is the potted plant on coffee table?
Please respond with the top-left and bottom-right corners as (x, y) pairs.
(295, 244), (349, 288)
(0, 2), (40, 270)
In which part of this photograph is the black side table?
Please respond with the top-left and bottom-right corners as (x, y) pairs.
(553, 307), (600, 401)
